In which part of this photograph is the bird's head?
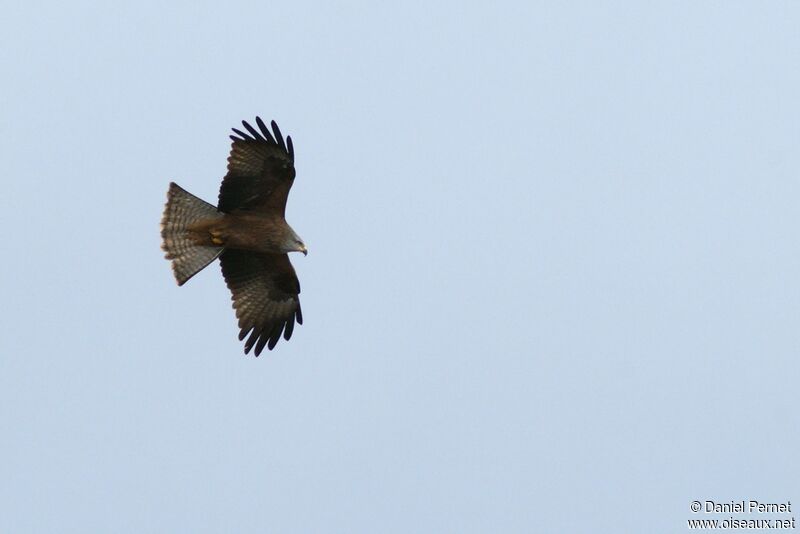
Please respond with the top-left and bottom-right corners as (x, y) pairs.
(282, 226), (307, 256)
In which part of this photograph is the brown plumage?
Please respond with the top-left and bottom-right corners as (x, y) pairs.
(161, 117), (306, 356)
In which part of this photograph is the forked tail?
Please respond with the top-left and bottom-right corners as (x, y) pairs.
(161, 182), (224, 285)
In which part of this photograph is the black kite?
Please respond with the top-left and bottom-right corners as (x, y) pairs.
(161, 117), (306, 356)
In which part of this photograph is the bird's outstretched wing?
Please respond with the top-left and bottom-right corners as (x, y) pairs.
(219, 249), (302, 355)
(218, 117), (296, 215)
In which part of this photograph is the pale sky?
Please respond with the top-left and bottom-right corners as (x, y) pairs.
(2, 1), (798, 532)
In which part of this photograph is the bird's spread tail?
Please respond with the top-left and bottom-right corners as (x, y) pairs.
(161, 182), (224, 285)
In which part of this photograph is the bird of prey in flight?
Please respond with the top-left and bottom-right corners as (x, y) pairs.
(161, 117), (306, 356)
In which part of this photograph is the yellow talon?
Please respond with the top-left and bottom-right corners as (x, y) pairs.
(209, 230), (224, 246)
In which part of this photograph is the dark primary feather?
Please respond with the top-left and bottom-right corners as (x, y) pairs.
(270, 121), (287, 151)
(218, 117), (296, 214)
(255, 117), (276, 143)
(219, 249), (302, 356)
(242, 120), (263, 141)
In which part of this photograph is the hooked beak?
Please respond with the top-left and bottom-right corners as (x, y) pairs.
(301, 245), (308, 256)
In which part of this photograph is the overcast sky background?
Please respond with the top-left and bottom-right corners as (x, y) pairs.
(2, 1), (798, 532)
